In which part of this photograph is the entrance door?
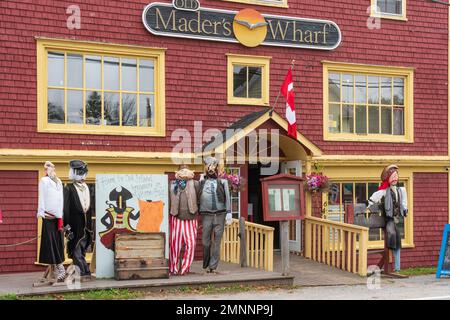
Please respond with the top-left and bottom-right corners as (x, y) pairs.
(281, 160), (302, 253)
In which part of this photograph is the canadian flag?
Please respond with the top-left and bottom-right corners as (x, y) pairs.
(280, 68), (297, 139)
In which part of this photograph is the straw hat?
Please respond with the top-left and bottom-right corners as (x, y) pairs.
(381, 164), (398, 181)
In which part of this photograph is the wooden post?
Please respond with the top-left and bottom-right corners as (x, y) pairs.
(358, 229), (368, 276)
(280, 220), (289, 276)
(239, 217), (247, 267)
(304, 219), (311, 258)
(384, 229), (391, 274)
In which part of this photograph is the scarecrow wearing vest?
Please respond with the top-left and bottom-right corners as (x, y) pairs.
(368, 164), (408, 272)
(169, 165), (200, 275)
(199, 156), (232, 273)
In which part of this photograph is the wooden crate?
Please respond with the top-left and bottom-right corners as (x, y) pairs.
(114, 232), (169, 280)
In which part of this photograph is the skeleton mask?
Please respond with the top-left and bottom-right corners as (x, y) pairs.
(204, 156), (219, 177)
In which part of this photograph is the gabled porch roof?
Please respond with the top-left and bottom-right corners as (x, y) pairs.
(199, 108), (322, 159)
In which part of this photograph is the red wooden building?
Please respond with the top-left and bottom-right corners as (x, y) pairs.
(0, 0), (449, 274)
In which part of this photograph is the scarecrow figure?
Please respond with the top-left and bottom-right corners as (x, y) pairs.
(169, 165), (200, 275)
(37, 161), (66, 282)
(198, 156), (232, 274)
(63, 160), (93, 278)
(368, 164), (408, 272)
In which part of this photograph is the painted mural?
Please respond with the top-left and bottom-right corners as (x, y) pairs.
(95, 174), (168, 278)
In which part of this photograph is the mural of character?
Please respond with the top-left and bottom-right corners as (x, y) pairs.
(99, 186), (140, 250)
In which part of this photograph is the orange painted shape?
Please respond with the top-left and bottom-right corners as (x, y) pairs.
(136, 200), (164, 232)
(233, 8), (267, 48)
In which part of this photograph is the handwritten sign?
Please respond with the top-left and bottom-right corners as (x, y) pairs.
(95, 174), (168, 278)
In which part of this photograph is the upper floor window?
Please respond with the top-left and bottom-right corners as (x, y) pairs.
(221, 0), (288, 9)
(323, 61), (414, 143)
(227, 54), (270, 106)
(371, 0), (407, 21)
(37, 38), (166, 136)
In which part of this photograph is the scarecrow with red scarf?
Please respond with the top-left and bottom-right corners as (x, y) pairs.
(368, 164), (408, 272)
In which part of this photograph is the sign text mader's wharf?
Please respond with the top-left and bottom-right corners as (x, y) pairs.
(142, 3), (341, 50)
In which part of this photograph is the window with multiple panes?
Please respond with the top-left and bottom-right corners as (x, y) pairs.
(324, 62), (413, 142)
(325, 181), (408, 246)
(328, 73), (405, 135)
(47, 53), (154, 127)
(37, 39), (165, 136)
(227, 54), (270, 106)
(372, 0), (406, 20)
(221, 0), (288, 8)
(377, 0), (403, 15)
(233, 66), (262, 100)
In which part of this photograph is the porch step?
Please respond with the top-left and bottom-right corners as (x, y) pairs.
(1, 261), (293, 297)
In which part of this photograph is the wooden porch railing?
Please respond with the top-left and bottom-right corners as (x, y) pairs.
(304, 216), (369, 276)
(220, 218), (274, 272)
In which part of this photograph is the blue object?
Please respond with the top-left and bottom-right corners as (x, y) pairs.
(436, 224), (450, 279)
(394, 248), (401, 272)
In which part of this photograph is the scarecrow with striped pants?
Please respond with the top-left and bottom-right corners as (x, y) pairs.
(169, 166), (200, 275)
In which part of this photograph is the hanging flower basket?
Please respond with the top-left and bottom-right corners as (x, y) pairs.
(305, 172), (330, 194)
(219, 168), (245, 193)
(304, 163), (330, 194)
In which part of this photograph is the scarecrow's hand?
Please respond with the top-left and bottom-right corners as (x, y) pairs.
(225, 213), (233, 225)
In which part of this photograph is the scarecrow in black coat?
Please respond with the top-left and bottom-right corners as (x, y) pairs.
(63, 160), (93, 278)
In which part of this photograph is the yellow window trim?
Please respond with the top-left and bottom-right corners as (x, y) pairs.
(370, 0), (407, 21)
(320, 170), (414, 250)
(221, 0), (288, 8)
(227, 54), (271, 107)
(323, 61), (414, 143)
(36, 38), (166, 137)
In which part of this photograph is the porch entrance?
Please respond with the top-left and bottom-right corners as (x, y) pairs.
(247, 161), (302, 252)
(200, 108), (323, 264)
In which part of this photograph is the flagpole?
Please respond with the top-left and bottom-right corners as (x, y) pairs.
(269, 59), (295, 117)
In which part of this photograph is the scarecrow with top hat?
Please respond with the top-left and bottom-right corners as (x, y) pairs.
(367, 164), (408, 272)
(64, 160), (94, 278)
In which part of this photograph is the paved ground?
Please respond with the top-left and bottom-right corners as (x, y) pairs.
(149, 275), (450, 300)
(0, 254), (365, 296)
(0, 261), (292, 296)
(273, 252), (366, 286)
